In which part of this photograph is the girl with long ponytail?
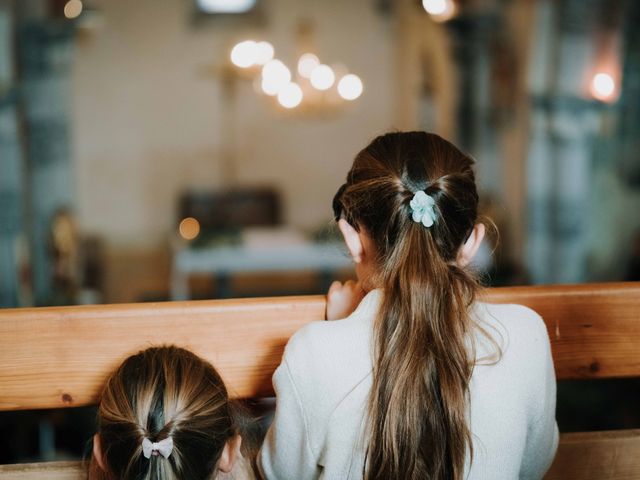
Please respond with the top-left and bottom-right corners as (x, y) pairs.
(259, 132), (558, 479)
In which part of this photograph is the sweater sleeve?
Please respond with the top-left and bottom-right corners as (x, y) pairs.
(518, 315), (559, 479)
(258, 358), (320, 480)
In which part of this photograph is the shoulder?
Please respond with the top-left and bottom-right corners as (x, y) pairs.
(283, 289), (381, 366)
(278, 290), (380, 400)
(474, 302), (553, 377)
(476, 302), (550, 348)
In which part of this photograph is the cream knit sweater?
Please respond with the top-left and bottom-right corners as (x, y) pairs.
(258, 290), (559, 479)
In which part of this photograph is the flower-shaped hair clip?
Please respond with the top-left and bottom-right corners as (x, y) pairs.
(409, 191), (437, 227)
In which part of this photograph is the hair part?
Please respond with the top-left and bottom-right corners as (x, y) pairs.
(90, 346), (237, 480)
(334, 131), (496, 479)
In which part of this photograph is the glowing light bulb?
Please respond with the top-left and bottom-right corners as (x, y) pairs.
(337, 74), (363, 100)
(197, 0), (256, 13)
(310, 64), (335, 91)
(179, 217), (200, 240)
(298, 53), (320, 78)
(422, 0), (447, 14)
(277, 82), (303, 108)
(254, 41), (274, 65)
(422, 0), (455, 21)
(64, 0), (83, 19)
(590, 72), (616, 102)
(230, 40), (258, 68)
(261, 59), (291, 95)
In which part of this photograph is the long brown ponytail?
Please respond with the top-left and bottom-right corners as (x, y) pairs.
(333, 132), (485, 479)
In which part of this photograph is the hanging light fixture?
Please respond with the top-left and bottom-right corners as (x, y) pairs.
(228, 39), (364, 113)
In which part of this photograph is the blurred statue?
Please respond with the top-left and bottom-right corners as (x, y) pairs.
(49, 208), (79, 304)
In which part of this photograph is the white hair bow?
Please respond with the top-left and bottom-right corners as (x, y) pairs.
(142, 437), (174, 459)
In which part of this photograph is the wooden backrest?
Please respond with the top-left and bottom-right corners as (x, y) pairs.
(0, 282), (639, 478)
(1, 282), (638, 411)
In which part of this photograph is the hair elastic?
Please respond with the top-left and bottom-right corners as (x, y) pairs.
(409, 191), (436, 227)
(142, 437), (174, 459)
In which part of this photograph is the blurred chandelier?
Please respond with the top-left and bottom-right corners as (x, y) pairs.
(229, 39), (363, 112)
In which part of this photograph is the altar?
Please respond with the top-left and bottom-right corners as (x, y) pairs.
(170, 228), (353, 300)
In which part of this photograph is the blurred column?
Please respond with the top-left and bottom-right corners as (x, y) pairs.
(395, 0), (456, 139)
(394, 0), (425, 131)
(526, 0), (608, 284)
(444, 2), (535, 268)
(0, 2), (26, 307)
(16, 2), (76, 304)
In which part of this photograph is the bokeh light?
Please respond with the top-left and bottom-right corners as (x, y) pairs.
(179, 217), (200, 240)
(64, 0), (83, 19)
(230, 40), (258, 68)
(590, 72), (616, 102)
(254, 41), (275, 65)
(310, 64), (335, 91)
(277, 82), (303, 108)
(197, 0), (256, 14)
(261, 59), (291, 95)
(298, 53), (320, 78)
(337, 74), (363, 100)
(422, 0), (456, 22)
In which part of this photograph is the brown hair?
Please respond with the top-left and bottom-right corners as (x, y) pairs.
(89, 346), (237, 480)
(333, 132), (491, 479)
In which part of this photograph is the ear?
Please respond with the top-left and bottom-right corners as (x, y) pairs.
(217, 434), (242, 473)
(338, 219), (364, 263)
(93, 433), (106, 471)
(457, 223), (486, 267)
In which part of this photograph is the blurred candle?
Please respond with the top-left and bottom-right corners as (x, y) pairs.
(179, 217), (200, 240)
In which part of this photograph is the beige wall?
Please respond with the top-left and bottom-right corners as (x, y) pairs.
(72, 0), (396, 248)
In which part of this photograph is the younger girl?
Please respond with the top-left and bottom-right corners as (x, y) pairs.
(259, 131), (558, 479)
(90, 345), (252, 480)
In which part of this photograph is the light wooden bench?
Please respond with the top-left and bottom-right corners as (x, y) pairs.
(0, 282), (638, 479)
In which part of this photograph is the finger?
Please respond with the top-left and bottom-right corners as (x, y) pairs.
(343, 279), (357, 291)
(327, 280), (343, 297)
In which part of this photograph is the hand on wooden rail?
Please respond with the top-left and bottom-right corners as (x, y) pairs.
(326, 280), (365, 320)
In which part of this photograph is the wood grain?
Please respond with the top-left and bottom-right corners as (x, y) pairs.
(545, 429), (640, 480)
(483, 282), (640, 380)
(0, 282), (639, 411)
(2, 430), (638, 480)
(0, 296), (324, 410)
(0, 461), (84, 480)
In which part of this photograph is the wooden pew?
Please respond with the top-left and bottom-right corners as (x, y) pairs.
(0, 282), (638, 479)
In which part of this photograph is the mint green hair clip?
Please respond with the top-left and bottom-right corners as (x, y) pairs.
(409, 190), (436, 228)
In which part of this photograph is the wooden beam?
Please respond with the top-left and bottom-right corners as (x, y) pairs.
(0, 296), (324, 411)
(0, 283), (638, 411)
(0, 461), (84, 480)
(2, 429), (638, 479)
(483, 282), (640, 380)
(544, 429), (640, 479)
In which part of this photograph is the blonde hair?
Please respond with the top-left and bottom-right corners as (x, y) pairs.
(89, 346), (236, 480)
(334, 132), (497, 479)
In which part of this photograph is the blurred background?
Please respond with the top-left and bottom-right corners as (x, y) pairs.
(0, 0), (639, 308)
(0, 0), (639, 465)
